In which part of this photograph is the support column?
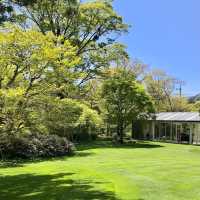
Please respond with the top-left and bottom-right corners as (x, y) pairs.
(170, 121), (173, 141)
(159, 122), (161, 140)
(152, 121), (155, 140)
(189, 123), (193, 144)
(197, 123), (200, 144)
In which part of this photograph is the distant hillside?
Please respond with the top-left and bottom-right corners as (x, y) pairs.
(189, 94), (200, 103)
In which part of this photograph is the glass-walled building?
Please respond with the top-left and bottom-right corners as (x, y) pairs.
(134, 112), (200, 144)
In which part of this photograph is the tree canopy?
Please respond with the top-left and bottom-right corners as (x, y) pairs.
(9, 0), (129, 85)
(0, 0), (197, 159)
(101, 67), (154, 143)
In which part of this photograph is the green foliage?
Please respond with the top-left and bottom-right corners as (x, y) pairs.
(170, 96), (193, 112)
(78, 103), (102, 127)
(192, 101), (200, 112)
(0, 87), (26, 135)
(0, 25), (82, 137)
(73, 103), (103, 141)
(10, 0), (129, 84)
(0, 24), (104, 156)
(0, 24), (81, 91)
(26, 97), (83, 136)
(0, 133), (74, 159)
(15, 0), (128, 46)
(0, 25), (103, 143)
(101, 67), (154, 143)
(143, 69), (193, 112)
(27, 96), (102, 140)
(144, 69), (175, 112)
(2, 141), (200, 199)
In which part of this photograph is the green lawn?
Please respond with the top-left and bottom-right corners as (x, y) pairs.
(1, 140), (200, 200)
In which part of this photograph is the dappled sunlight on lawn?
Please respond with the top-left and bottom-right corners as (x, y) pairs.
(1, 141), (200, 200)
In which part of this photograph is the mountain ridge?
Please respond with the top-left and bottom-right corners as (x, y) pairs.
(189, 93), (200, 103)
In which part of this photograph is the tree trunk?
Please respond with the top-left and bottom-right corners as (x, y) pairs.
(106, 123), (110, 136)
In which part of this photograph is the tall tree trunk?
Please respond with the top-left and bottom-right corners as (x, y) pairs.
(106, 123), (110, 136)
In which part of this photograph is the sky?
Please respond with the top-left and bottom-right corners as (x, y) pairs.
(113, 0), (200, 96)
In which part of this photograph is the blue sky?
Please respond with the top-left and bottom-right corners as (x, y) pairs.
(113, 0), (200, 96)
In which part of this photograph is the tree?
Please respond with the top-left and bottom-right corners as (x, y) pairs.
(121, 59), (149, 82)
(101, 67), (154, 144)
(192, 101), (200, 112)
(10, 0), (129, 85)
(27, 96), (102, 141)
(144, 69), (177, 112)
(170, 96), (193, 112)
(0, 25), (81, 135)
(0, 24), (103, 142)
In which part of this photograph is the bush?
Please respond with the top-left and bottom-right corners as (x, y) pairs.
(0, 133), (75, 159)
(72, 125), (99, 142)
(90, 133), (98, 140)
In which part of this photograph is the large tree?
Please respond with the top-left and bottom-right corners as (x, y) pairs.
(10, 0), (129, 87)
(0, 25), (101, 137)
(0, 27), (80, 134)
(101, 67), (154, 143)
(144, 69), (176, 112)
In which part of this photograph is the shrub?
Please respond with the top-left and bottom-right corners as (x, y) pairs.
(90, 133), (98, 140)
(72, 125), (99, 142)
(0, 133), (75, 159)
(71, 104), (103, 141)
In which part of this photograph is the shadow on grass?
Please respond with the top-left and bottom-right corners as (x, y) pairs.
(0, 139), (163, 169)
(77, 139), (164, 151)
(0, 151), (95, 169)
(0, 160), (24, 168)
(0, 173), (121, 200)
(0, 158), (73, 169)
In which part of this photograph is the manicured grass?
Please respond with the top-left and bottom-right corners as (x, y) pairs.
(1, 140), (200, 200)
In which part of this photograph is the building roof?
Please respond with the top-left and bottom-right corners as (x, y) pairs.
(152, 112), (200, 122)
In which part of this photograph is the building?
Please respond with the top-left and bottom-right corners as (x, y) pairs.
(133, 112), (200, 144)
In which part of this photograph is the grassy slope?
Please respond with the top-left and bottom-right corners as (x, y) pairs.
(1, 141), (200, 200)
